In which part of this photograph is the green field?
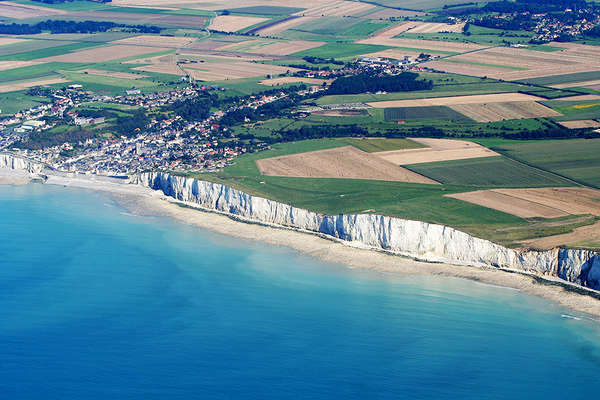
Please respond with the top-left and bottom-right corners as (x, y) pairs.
(485, 139), (600, 188)
(189, 139), (596, 247)
(384, 106), (473, 122)
(293, 17), (362, 36)
(0, 62), (88, 84)
(521, 71), (600, 86)
(58, 71), (173, 94)
(0, 91), (50, 115)
(542, 99), (600, 121)
(339, 20), (392, 37)
(0, 42), (101, 61)
(405, 156), (575, 187)
(397, 30), (535, 46)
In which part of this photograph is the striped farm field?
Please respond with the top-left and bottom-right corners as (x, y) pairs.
(367, 93), (544, 108)
(448, 101), (562, 122)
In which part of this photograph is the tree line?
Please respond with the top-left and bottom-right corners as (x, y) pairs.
(0, 20), (160, 35)
(327, 72), (433, 95)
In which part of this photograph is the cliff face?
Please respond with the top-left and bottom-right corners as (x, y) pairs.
(135, 172), (600, 291)
(0, 153), (44, 174)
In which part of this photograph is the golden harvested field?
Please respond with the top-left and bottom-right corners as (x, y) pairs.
(449, 101), (562, 122)
(447, 187), (600, 219)
(215, 39), (325, 55)
(208, 15), (268, 33)
(0, 1), (64, 18)
(255, 16), (317, 36)
(296, 1), (374, 17)
(111, 35), (194, 48)
(367, 93), (544, 108)
(558, 120), (600, 129)
(365, 9), (424, 18)
(179, 52), (274, 62)
(184, 61), (298, 81)
(375, 138), (499, 165)
(362, 21), (422, 39)
(446, 191), (569, 219)
(256, 146), (439, 184)
(361, 48), (423, 60)
(0, 37), (30, 46)
(523, 221), (600, 250)
(407, 22), (465, 34)
(422, 60), (514, 77)
(258, 40), (325, 55)
(0, 60), (44, 71)
(76, 68), (149, 79)
(433, 45), (600, 80)
(0, 77), (69, 93)
(552, 79), (600, 89)
(128, 54), (186, 76)
(259, 77), (326, 86)
(554, 94), (600, 101)
(358, 35), (484, 53)
(40, 45), (168, 63)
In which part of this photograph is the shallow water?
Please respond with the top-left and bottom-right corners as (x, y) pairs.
(1, 183), (599, 399)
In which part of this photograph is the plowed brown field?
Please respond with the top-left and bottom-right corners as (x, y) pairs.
(256, 146), (439, 184)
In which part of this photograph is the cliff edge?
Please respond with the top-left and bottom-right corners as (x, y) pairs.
(135, 171), (600, 292)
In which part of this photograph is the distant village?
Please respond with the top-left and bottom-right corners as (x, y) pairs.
(0, 53), (433, 176)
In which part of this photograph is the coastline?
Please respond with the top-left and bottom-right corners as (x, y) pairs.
(2, 168), (600, 319)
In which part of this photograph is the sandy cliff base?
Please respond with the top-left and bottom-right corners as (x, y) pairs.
(114, 192), (600, 320)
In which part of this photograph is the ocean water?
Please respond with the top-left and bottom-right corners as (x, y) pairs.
(1, 183), (599, 400)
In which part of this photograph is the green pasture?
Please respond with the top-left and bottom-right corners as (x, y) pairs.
(486, 138), (600, 188)
(405, 156), (575, 187)
(0, 42), (101, 61)
(384, 106), (473, 122)
(0, 91), (50, 115)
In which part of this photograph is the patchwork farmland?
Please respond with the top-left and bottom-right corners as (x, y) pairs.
(256, 145), (439, 184)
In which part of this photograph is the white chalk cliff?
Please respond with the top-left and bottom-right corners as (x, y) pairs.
(0, 153), (44, 174)
(135, 171), (600, 291)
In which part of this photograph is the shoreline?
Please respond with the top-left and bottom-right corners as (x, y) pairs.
(3, 169), (600, 319)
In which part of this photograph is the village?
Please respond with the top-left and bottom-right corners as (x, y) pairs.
(0, 55), (429, 175)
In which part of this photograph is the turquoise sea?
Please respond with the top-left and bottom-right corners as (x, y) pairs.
(1, 183), (599, 399)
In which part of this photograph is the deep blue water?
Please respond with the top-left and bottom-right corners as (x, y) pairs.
(1, 183), (599, 399)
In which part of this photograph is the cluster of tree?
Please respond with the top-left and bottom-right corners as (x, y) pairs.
(275, 124), (368, 142)
(165, 95), (213, 121)
(213, 84), (307, 108)
(302, 56), (344, 66)
(220, 96), (299, 126)
(443, 2), (476, 9)
(114, 110), (149, 137)
(26, 86), (54, 98)
(473, 13), (536, 31)
(286, 63), (333, 72)
(586, 25), (600, 37)
(0, 20), (160, 35)
(327, 72), (433, 95)
(75, 108), (119, 119)
(18, 127), (95, 150)
(483, 0), (590, 14)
